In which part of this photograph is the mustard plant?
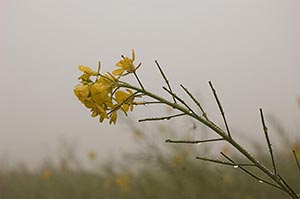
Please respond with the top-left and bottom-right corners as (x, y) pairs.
(74, 50), (299, 198)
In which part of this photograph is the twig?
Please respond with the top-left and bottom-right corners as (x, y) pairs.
(260, 108), (277, 175)
(155, 60), (176, 103)
(292, 150), (300, 172)
(138, 113), (186, 122)
(166, 138), (224, 144)
(139, 101), (165, 105)
(133, 71), (145, 90)
(196, 156), (255, 167)
(180, 84), (209, 120)
(208, 81), (232, 140)
(220, 152), (282, 190)
(162, 87), (197, 117)
(278, 175), (299, 197)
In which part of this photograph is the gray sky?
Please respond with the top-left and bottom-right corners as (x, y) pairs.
(1, 0), (299, 167)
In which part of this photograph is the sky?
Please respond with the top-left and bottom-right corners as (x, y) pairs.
(1, 0), (299, 167)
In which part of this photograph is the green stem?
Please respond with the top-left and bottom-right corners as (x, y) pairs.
(119, 82), (298, 199)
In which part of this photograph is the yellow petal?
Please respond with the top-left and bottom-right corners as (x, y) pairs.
(109, 112), (117, 124)
(74, 85), (90, 101)
(112, 68), (125, 76)
(123, 104), (129, 112)
(91, 111), (98, 117)
(131, 49), (135, 61)
(115, 91), (130, 103)
(78, 73), (91, 81)
(78, 65), (98, 76)
(130, 104), (134, 111)
(83, 99), (94, 108)
(115, 61), (123, 67)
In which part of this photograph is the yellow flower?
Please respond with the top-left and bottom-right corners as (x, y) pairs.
(89, 103), (109, 121)
(115, 89), (135, 112)
(78, 65), (98, 81)
(113, 49), (139, 76)
(79, 65), (98, 75)
(74, 84), (90, 102)
(90, 83), (113, 107)
(96, 73), (117, 85)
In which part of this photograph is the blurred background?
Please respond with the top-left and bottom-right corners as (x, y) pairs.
(1, 0), (299, 169)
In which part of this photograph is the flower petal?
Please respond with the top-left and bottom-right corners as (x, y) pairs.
(112, 68), (125, 76)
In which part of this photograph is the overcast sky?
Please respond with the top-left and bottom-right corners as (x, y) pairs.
(1, 0), (299, 167)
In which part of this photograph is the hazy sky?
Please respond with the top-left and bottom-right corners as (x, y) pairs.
(1, 0), (299, 167)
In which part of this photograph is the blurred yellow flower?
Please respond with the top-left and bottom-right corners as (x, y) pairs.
(289, 142), (300, 156)
(171, 153), (184, 166)
(41, 168), (52, 181)
(115, 173), (130, 192)
(88, 151), (97, 160)
(113, 49), (139, 76)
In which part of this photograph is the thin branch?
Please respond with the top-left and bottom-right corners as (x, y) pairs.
(260, 108), (277, 175)
(196, 156), (256, 167)
(292, 150), (300, 172)
(162, 86), (198, 117)
(166, 138), (224, 144)
(138, 113), (186, 122)
(220, 152), (282, 190)
(220, 152), (235, 163)
(139, 101), (165, 105)
(180, 84), (209, 120)
(278, 175), (299, 197)
(155, 60), (176, 103)
(208, 81), (232, 140)
(133, 71), (145, 90)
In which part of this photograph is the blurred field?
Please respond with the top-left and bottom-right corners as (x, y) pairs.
(0, 123), (299, 199)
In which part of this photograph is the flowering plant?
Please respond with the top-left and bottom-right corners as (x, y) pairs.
(74, 50), (299, 198)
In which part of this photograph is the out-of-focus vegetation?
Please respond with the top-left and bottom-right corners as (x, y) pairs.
(0, 121), (299, 199)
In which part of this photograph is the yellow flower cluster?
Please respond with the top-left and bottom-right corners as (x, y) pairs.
(112, 49), (140, 76)
(74, 50), (140, 124)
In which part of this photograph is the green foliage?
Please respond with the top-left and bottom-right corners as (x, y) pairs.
(0, 125), (299, 199)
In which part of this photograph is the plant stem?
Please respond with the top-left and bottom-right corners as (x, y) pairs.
(260, 108), (277, 175)
(119, 82), (299, 199)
